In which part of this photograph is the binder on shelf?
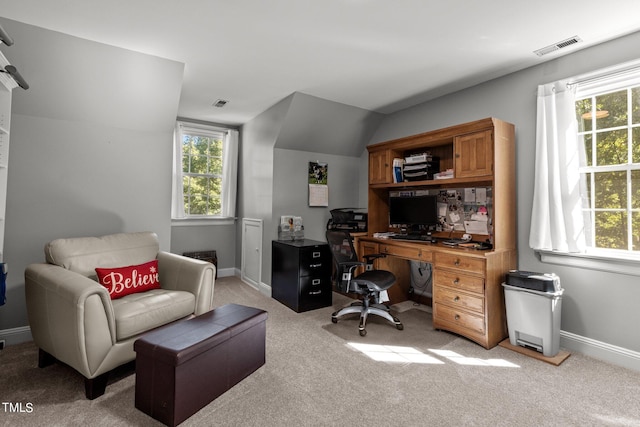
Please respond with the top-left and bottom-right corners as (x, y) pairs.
(393, 158), (404, 183)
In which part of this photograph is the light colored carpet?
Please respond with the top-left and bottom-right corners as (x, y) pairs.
(2, 276), (640, 426)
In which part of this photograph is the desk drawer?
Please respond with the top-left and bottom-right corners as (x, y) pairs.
(433, 286), (484, 314)
(434, 253), (484, 275)
(433, 303), (485, 336)
(433, 270), (484, 294)
(380, 243), (432, 262)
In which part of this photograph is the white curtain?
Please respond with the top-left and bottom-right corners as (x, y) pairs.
(529, 81), (587, 253)
(171, 122), (186, 219)
(221, 129), (239, 218)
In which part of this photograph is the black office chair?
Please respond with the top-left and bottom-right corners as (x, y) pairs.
(326, 230), (403, 336)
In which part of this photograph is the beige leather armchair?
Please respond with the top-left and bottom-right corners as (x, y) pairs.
(25, 232), (216, 399)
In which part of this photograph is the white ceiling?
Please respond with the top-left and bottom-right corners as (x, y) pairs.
(1, 0), (640, 126)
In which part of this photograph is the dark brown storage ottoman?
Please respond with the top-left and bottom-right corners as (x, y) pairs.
(134, 303), (268, 427)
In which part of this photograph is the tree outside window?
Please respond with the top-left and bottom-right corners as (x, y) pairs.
(576, 85), (640, 252)
(181, 131), (224, 216)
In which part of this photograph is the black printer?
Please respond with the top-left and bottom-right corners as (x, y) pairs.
(326, 208), (367, 232)
(506, 270), (561, 293)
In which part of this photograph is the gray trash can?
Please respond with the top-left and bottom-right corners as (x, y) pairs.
(502, 271), (563, 357)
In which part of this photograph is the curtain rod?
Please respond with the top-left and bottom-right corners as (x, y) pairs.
(567, 61), (640, 88)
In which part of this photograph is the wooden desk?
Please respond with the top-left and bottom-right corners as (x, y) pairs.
(357, 236), (516, 349)
(362, 118), (517, 349)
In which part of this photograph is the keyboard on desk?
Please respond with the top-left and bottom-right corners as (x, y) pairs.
(390, 234), (430, 241)
(442, 238), (472, 246)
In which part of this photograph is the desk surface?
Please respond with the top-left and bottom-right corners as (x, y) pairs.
(359, 236), (501, 260)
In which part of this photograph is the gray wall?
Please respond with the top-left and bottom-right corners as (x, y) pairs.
(239, 93), (377, 288)
(0, 19), (183, 333)
(272, 148), (362, 244)
(236, 96), (285, 286)
(170, 224), (237, 274)
(366, 30), (640, 357)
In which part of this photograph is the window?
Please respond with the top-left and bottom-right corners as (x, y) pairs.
(531, 60), (640, 274)
(172, 121), (238, 221)
(574, 68), (640, 255)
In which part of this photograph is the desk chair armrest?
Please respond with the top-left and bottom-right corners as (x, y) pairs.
(363, 253), (386, 262)
(339, 261), (365, 269)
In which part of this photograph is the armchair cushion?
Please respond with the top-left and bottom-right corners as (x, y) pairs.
(96, 260), (161, 299)
(45, 232), (159, 278)
(112, 289), (195, 340)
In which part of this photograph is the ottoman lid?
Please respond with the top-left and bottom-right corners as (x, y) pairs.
(134, 304), (268, 366)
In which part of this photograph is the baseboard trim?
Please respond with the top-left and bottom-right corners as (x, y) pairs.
(217, 267), (235, 278)
(230, 268), (270, 297)
(560, 330), (640, 372)
(0, 325), (32, 346)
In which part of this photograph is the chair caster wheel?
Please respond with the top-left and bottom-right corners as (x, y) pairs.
(359, 329), (367, 337)
(331, 317), (338, 324)
(396, 324), (404, 331)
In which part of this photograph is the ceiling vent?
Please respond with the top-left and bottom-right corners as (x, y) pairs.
(212, 99), (229, 108)
(534, 36), (583, 57)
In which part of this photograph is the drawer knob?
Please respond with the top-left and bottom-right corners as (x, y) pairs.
(453, 278), (460, 285)
(454, 259), (460, 266)
(454, 296), (460, 302)
(454, 314), (460, 320)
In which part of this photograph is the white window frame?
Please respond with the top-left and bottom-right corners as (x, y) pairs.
(171, 121), (238, 226)
(537, 60), (640, 276)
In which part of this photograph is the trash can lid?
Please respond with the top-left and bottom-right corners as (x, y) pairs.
(506, 270), (562, 293)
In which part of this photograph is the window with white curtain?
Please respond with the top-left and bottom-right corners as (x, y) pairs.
(172, 121), (238, 222)
(531, 60), (640, 273)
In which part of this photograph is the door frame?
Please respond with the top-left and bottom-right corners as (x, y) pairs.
(241, 218), (263, 290)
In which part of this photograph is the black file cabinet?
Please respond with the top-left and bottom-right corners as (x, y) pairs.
(272, 239), (332, 313)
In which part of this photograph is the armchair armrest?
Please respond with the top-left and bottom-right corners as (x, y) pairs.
(156, 251), (215, 315)
(24, 263), (116, 377)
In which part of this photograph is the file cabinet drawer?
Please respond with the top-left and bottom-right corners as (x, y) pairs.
(299, 246), (331, 277)
(299, 276), (332, 312)
(433, 286), (484, 314)
(433, 303), (485, 336)
(433, 269), (484, 294)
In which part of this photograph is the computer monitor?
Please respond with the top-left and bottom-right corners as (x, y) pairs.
(389, 194), (438, 232)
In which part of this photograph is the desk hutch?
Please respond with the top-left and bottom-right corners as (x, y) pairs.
(361, 118), (516, 349)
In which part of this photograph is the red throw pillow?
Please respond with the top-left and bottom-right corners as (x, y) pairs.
(96, 260), (161, 299)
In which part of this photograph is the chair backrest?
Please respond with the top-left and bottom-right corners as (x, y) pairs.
(44, 232), (160, 278)
(326, 230), (359, 293)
